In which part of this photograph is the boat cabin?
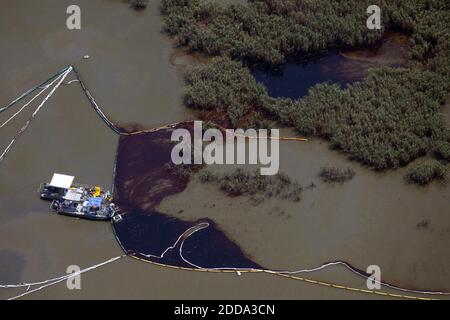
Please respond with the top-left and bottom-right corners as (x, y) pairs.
(40, 173), (116, 221)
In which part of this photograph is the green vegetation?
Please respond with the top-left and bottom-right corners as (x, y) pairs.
(199, 169), (303, 201)
(319, 167), (355, 183)
(185, 57), (268, 127)
(162, 0), (450, 170)
(416, 220), (430, 230)
(184, 58), (450, 169)
(162, 0), (385, 65)
(162, 0), (450, 67)
(404, 160), (448, 185)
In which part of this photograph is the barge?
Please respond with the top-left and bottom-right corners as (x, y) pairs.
(40, 173), (116, 221)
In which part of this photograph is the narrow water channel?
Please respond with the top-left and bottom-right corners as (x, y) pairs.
(252, 33), (409, 99)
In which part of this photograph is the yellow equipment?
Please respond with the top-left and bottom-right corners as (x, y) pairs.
(93, 187), (102, 197)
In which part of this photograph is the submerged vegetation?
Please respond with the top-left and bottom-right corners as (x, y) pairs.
(319, 167), (355, 183)
(199, 169), (303, 202)
(162, 0), (450, 171)
(404, 160), (448, 185)
(129, 0), (149, 10)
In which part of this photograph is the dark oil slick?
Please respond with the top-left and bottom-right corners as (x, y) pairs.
(252, 33), (408, 99)
(112, 123), (261, 269)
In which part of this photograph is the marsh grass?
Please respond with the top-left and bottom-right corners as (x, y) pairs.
(319, 167), (355, 183)
(164, 163), (203, 181)
(404, 160), (448, 185)
(162, 0), (450, 171)
(129, 0), (148, 10)
(199, 168), (303, 202)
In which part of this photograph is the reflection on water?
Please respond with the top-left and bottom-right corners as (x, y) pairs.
(252, 33), (409, 99)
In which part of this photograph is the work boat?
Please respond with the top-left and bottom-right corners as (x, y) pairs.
(40, 173), (116, 221)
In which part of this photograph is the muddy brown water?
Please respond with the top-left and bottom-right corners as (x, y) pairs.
(159, 132), (450, 293)
(0, 0), (449, 300)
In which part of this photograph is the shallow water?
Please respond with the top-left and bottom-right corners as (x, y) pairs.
(0, 0), (367, 301)
(158, 130), (450, 292)
(111, 124), (261, 269)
